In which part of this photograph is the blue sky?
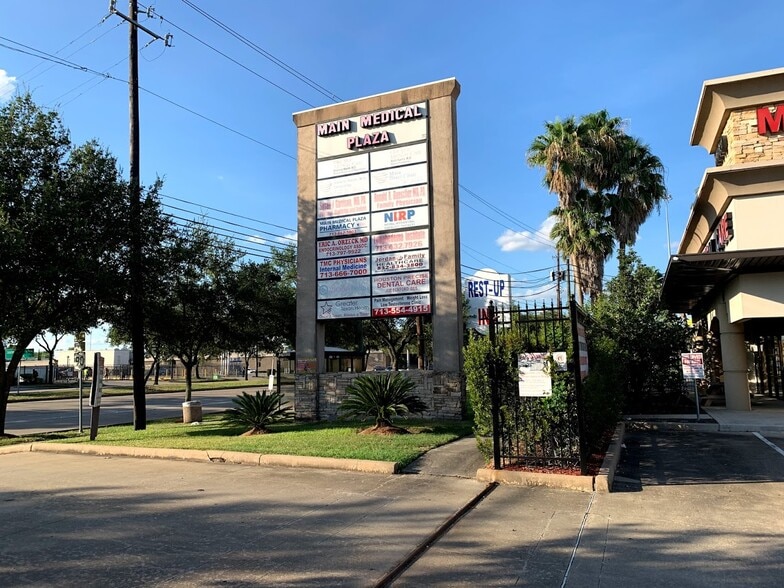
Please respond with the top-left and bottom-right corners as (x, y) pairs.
(2, 1), (782, 347)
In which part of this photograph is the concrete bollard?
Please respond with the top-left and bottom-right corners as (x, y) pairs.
(182, 400), (203, 424)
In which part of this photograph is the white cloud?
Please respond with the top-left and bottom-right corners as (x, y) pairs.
(0, 69), (17, 103)
(495, 216), (555, 252)
(277, 232), (297, 244)
(247, 235), (266, 245)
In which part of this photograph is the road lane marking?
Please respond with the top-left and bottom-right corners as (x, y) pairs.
(753, 432), (784, 458)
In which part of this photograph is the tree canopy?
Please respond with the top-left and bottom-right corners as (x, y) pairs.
(0, 94), (134, 433)
(527, 110), (668, 303)
(588, 251), (690, 412)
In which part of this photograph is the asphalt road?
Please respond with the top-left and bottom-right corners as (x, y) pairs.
(5, 385), (290, 436)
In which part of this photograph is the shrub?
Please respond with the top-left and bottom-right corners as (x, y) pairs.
(339, 372), (427, 431)
(225, 390), (294, 435)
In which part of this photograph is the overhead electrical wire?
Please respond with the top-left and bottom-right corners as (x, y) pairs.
(165, 216), (283, 259)
(178, 0), (342, 103)
(161, 201), (296, 244)
(155, 14), (316, 107)
(14, 15), (117, 80)
(459, 183), (554, 246)
(2, 33), (567, 283)
(159, 192), (295, 235)
(0, 37), (297, 161)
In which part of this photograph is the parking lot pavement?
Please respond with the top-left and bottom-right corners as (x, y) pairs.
(398, 429), (784, 587)
(3, 429), (784, 586)
(0, 451), (484, 587)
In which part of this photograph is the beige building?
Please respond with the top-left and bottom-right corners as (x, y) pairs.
(662, 68), (784, 410)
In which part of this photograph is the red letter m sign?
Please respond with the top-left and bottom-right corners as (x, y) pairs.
(757, 105), (784, 135)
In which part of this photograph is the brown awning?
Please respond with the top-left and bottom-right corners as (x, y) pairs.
(661, 247), (784, 314)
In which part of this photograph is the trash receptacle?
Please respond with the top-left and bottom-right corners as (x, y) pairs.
(182, 400), (202, 423)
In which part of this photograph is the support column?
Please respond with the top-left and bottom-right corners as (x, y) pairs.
(715, 297), (751, 411)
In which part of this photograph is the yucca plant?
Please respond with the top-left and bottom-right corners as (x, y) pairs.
(339, 372), (427, 433)
(225, 390), (294, 435)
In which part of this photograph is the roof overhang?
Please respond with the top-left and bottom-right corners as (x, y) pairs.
(690, 68), (784, 154)
(661, 247), (784, 314)
(678, 160), (784, 254)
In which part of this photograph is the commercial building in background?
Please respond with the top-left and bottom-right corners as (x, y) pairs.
(53, 347), (132, 378)
(662, 68), (784, 410)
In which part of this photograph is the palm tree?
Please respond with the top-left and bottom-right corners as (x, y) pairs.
(225, 390), (294, 435)
(529, 110), (666, 300)
(549, 190), (614, 304)
(607, 136), (668, 255)
(526, 116), (585, 210)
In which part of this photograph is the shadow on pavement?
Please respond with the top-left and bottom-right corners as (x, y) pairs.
(614, 429), (784, 491)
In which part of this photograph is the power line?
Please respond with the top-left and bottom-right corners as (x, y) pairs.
(15, 15), (115, 80)
(165, 212), (293, 250)
(162, 201), (295, 242)
(166, 216), (286, 259)
(156, 13), (316, 107)
(0, 36), (297, 161)
(159, 192), (295, 235)
(1, 35), (569, 287)
(179, 0), (342, 103)
(48, 56), (127, 107)
(460, 183), (553, 246)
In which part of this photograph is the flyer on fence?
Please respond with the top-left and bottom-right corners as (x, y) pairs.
(518, 352), (553, 397)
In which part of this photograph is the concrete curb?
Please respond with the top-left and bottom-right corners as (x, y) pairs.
(476, 468), (595, 492)
(0, 443), (33, 454)
(474, 421), (628, 493)
(627, 421), (720, 432)
(3, 443), (398, 475)
(594, 422), (625, 492)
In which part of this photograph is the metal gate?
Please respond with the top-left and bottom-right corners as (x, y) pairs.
(488, 299), (589, 474)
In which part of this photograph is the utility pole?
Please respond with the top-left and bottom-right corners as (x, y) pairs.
(109, 1), (171, 429)
(555, 251), (562, 308)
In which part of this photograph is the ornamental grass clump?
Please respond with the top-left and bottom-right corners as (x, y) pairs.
(225, 390), (294, 435)
(339, 372), (427, 435)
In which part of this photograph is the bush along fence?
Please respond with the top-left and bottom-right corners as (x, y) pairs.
(467, 298), (612, 475)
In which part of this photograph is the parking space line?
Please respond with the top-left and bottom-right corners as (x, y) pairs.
(753, 432), (784, 458)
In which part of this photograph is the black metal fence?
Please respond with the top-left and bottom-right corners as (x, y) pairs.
(488, 299), (589, 474)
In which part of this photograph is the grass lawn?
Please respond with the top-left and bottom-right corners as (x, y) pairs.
(2, 414), (475, 467)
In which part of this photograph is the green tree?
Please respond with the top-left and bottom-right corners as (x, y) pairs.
(147, 221), (241, 401)
(364, 317), (417, 370)
(223, 260), (295, 379)
(549, 190), (614, 303)
(0, 94), (132, 434)
(589, 251), (690, 412)
(528, 110), (667, 300)
(34, 330), (66, 384)
(526, 116), (586, 211)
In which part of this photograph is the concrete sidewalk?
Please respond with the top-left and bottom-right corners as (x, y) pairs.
(2, 429), (783, 586)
